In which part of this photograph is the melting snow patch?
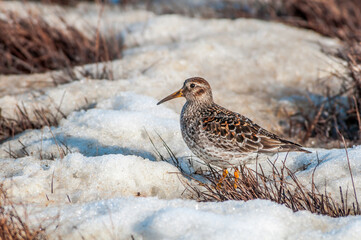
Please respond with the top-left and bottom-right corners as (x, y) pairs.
(26, 198), (361, 239)
(1, 153), (187, 205)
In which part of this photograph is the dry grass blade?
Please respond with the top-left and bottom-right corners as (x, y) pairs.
(337, 131), (360, 214)
(286, 44), (361, 147)
(281, 0), (361, 43)
(0, 104), (62, 142)
(187, 158), (360, 217)
(0, 184), (44, 239)
(353, 96), (361, 138)
(151, 138), (361, 217)
(0, 9), (122, 75)
(301, 103), (324, 143)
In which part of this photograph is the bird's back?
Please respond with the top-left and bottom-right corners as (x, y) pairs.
(180, 102), (310, 167)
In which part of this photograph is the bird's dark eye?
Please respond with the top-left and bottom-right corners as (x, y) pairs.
(190, 83), (195, 88)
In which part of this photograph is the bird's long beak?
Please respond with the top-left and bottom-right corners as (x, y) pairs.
(157, 89), (183, 105)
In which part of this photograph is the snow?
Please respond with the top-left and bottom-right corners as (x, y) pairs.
(0, 1), (360, 239)
(294, 146), (361, 200)
(27, 198), (361, 239)
(0, 92), (190, 161)
(2, 153), (186, 205)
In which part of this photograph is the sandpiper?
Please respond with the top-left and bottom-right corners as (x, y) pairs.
(157, 77), (310, 169)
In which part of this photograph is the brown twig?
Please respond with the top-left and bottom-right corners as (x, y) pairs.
(337, 131), (360, 214)
(0, 184), (44, 239)
(353, 96), (361, 138)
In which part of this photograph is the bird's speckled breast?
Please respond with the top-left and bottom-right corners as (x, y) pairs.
(180, 101), (202, 147)
(180, 101), (254, 167)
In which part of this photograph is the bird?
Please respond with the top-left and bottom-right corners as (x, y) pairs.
(157, 77), (311, 172)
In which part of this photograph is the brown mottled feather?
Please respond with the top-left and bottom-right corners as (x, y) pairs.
(200, 104), (310, 154)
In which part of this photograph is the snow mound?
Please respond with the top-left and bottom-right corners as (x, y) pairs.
(2, 153), (186, 205)
(293, 146), (361, 200)
(0, 92), (191, 204)
(0, 92), (190, 161)
(29, 198), (361, 239)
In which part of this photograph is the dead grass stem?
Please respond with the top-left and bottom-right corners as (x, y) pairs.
(0, 104), (62, 142)
(0, 9), (122, 76)
(152, 136), (361, 218)
(188, 157), (361, 217)
(281, 0), (361, 43)
(0, 184), (44, 239)
(286, 45), (361, 146)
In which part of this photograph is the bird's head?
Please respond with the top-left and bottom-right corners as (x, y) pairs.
(157, 77), (213, 105)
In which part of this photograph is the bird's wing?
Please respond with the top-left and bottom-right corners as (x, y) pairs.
(201, 106), (310, 153)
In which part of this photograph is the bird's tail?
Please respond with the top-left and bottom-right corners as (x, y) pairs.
(279, 141), (312, 153)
